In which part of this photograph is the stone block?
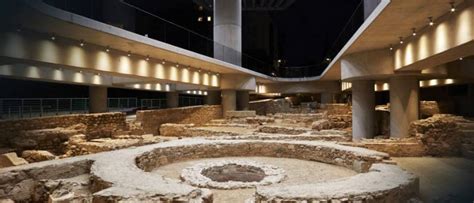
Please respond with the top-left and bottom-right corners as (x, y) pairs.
(0, 153), (28, 168)
(21, 150), (56, 163)
(311, 119), (331, 131)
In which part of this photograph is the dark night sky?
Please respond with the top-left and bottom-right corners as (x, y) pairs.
(126, 0), (363, 67)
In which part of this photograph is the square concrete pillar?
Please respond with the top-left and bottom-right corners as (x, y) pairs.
(321, 93), (335, 104)
(89, 86), (108, 113)
(221, 90), (236, 116)
(352, 80), (375, 141)
(205, 90), (221, 105)
(390, 76), (419, 138)
(236, 91), (249, 110)
(166, 92), (179, 108)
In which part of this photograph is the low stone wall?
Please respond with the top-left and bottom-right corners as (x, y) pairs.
(0, 139), (417, 203)
(136, 105), (223, 135)
(225, 110), (256, 118)
(318, 103), (351, 115)
(136, 140), (389, 173)
(249, 99), (316, 115)
(410, 114), (470, 156)
(0, 113), (127, 146)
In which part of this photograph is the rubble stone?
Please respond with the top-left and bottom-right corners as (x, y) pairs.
(225, 111), (257, 118)
(257, 126), (307, 135)
(311, 119), (331, 131)
(410, 114), (470, 156)
(21, 150), (56, 163)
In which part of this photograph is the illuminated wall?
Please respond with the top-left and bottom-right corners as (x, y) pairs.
(0, 31), (220, 88)
(394, 3), (474, 70)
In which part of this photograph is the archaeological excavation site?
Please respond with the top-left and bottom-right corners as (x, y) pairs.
(1, 0), (474, 202)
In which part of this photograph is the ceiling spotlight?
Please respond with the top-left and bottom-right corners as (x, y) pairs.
(127, 51), (131, 57)
(325, 58), (331, 62)
(162, 60), (166, 65)
(207, 16), (212, 22)
(176, 64), (180, 67)
(216, 73), (219, 76)
(399, 37), (404, 44)
(96, 72), (101, 76)
(450, 2), (456, 12)
(78, 70), (83, 73)
(146, 55), (150, 61)
(429, 17), (434, 26)
(198, 69), (201, 72)
(389, 45), (393, 51)
(459, 57), (463, 60)
(51, 34), (56, 40)
(106, 46), (110, 52)
(79, 40), (85, 47)
(412, 28), (417, 36)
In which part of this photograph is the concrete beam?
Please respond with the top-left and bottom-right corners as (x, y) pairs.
(0, 64), (113, 86)
(257, 81), (340, 94)
(0, 31), (220, 87)
(220, 74), (256, 91)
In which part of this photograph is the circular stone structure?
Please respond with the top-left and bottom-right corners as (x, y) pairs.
(181, 160), (286, 189)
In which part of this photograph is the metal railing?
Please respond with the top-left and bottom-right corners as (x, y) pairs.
(140, 99), (166, 109)
(0, 97), (140, 119)
(107, 97), (138, 111)
(0, 98), (89, 119)
(179, 96), (204, 107)
(40, 0), (365, 78)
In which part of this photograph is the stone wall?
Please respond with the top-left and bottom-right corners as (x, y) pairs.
(136, 105), (223, 135)
(0, 113), (127, 147)
(249, 99), (316, 115)
(410, 114), (469, 156)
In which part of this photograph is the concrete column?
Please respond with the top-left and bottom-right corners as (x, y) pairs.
(236, 91), (249, 110)
(321, 93), (335, 104)
(221, 90), (236, 116)
(352, 80), (375, 141)
(89, 86), (108, 113)
(205, 91), (221, 105)
(166, 92), (179, 108)
(390, 76), (419, 138)
(213, 0), (242, 65)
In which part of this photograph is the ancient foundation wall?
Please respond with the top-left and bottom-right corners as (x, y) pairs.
(136, 105), (223, 135)
(0, 113), (127, 146)
(249, 99), (317, 115)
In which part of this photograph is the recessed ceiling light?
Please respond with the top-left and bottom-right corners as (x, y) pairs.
(450, 2), (456, 12)
(429, 17), (434, 26)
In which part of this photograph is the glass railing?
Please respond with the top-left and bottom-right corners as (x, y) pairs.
(41, 0), (365, 78)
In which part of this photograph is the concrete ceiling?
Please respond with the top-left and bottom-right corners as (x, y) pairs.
(345, 0), (464, 55)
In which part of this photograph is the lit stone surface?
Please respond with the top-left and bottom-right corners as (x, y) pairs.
(180, 160), (286, 189)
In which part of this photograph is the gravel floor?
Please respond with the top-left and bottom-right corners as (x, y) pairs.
(152, 157), (357, 203)
(394, 157), (474, 203)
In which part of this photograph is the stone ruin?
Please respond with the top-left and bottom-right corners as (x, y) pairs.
(0, 101), (471, 202)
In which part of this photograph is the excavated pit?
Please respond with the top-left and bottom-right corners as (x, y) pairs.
(201, 164), (266, 182)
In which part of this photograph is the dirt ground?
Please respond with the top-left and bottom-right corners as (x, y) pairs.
(153, 156), (357, 203)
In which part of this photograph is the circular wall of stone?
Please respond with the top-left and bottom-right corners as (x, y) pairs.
(113, 139), (417, 202)
(180, 160), (286, 189)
